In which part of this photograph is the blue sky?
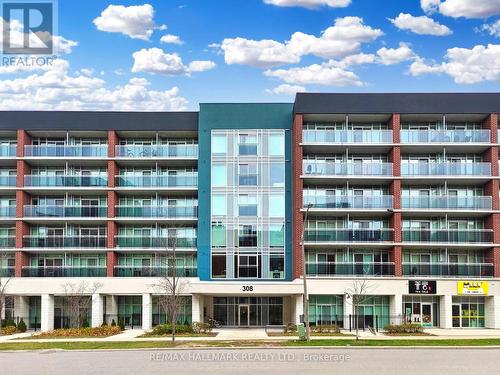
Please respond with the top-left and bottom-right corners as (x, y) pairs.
(1, 0), (500, 110)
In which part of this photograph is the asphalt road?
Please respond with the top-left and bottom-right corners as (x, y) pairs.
(2, 348), (500, 375)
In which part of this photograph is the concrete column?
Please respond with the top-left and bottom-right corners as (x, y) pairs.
(142, 294), (152, 330)
(439, 295), (453, 329)
(294, 294), (303, 324)
(389, 294), (403, 325)
(485, 296), (500, 329)
(191, 294), (204, 323)
(41, 294), (54, 332)
(105, 295), (118, 325)
(91, 294), (104, 327)
(14, 296), (29, 320)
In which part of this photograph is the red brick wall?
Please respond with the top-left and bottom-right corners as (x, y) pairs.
(106, 251), (118, 277)
(16, 129), (30, 157)
(108, 130), (118, 158)
(14, 250), (29, 277)
(389, 114), (402, 276)
(292, 114), (304, 279)
(390, 113), (401, 143)
(16, 190), (30, 218)
(483, 113), (498, 143)
(108, 191), (118, 218)
(107, 160), (118, 188)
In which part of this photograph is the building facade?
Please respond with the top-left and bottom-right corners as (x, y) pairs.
(1, 93), (499, 331)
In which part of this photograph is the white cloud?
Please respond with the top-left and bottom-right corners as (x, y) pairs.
(421, 0), (500, 19)
(389, 13), (452, 36)
(0, 62), (188, 111)
(160, 34), (184, 45)
(263, 0), (350, 9)
(409, 44), (500, 84)
(376, 43), (416, 65)
(266, 84), (305, 95)
(216, 17), (382, 68)
(93, 4), (163, 40)
(131, 48), (216, 75)
(477, 20), (500, 37)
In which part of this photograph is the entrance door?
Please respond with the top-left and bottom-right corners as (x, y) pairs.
(421, 303), (433, 327)
(238, 304), (250, 326)
(452, 304), (461, 327)
(81, 198), (99, 217)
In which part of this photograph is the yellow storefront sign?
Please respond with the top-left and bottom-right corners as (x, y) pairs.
(457, 281), (489, 295)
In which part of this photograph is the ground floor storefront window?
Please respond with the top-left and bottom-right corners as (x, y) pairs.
(351, 296), (390, 330)
(403, 296), (439, 327)
(54, 296), (92, 328)
(28, 296), (41, 330)
(118, 296), (142, 328)
(213, 296), (283, 326)
(309, 295), (344, 327)
(152, 296), (192, 326)
(452, 296), (485, 328)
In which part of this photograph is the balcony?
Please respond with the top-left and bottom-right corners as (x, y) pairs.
(0, 176), (16, 186)
(303, 162), (393, 177)
(401, 130), (490, 144)
(0, 206), (16, 217)
(304, 229), (394, 242)
(401, 163), (491, 176)
(25, 145), (108, 157)
(115, 236), (197, 248)
(23, 235), (107, 248)
(115, 144), (198, 158)
(24, 175), (108, 187)
(304, 195), (393, 210)
(116, 205), (197, 218)
(0, 236), (15, 247)
(0, 144), (16, 157)
(113, 266), (197, 277)
(306, 262), (395, 276)
(302, 130), (393, 144)
(401, 196), (492, 210)
(21, 266), (107, 277)
(116, 174), (197, 188)
(0, 267), (15, 277)
(24, 205), (107, 218)
(402, 229), (493, 243)
(403, 262), (494, 278)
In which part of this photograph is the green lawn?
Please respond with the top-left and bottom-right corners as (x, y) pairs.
(286, 338), (500, 347)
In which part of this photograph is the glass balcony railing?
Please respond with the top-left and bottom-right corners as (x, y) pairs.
(0, 267), (15, 277)
(0, 236), (15, 247)
(115, 236), (197, 248)
(401, 130), (490, 144)
(401, 163), (491, 176)
(402, 229), (493, 243)
(303, 130), (393, 144)
(304, 229), (394, 242)
(114, 266), (197, 277)
(0, 206), (16, 217)
(0, 144), (16, 157)
(115, 144), (198, 158)
(116, 205), (198, 218)
(306, 262), (395, 276)
(25, 145), (108, 157)
(24, 175), (108, 187)
(116, 175), (198, 188)
(23, 235), (107, 248)
(403, 263), (494, 277)
(304, 195), (393, 210)
(21, 266), (107, 277)
(24, 205), (107, 218)
(0, 176), (16, 186)
(401, 196), (492, 210)
(303, 162), (393, 176)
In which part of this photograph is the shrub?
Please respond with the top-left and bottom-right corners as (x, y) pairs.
(1, 319), (16, 328)
(34, 326), (122, 338)
(81, 318), (89, 328)
(384, 323), (424, 334)
(111, 319), (116, 327)
(118, 318), (125, 331)
(17, 319), (27, 333)
(284, 323), (297, 333)
(0, 326), (17, 335)
(311, 325), (340, 334)
(192, 322), (212, 334)
(150, 324), (193, 336)
(101, 322), (108, 327)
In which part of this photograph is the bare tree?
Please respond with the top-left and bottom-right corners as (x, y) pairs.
(61, 281), (102, 328)
(345, 279), (374, 341)
(0, 252), (13, 336)
(153, 234), (189, 342)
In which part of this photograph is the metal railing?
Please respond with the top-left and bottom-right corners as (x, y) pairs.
(24, 175), (108, 187)
(306, 262), (395, 276)
(115, 175), (198, 188)
(24, 205), (107, 218)
(304, 229), (394, 242)
(303, 195), (393, 210)
(0, 206), (16, 217)
(403, 262), (494, 277)
(400, 130), (490, 143)
(402, 229), (493, 243)
(21, 266), (107, 277)
(0, 236), (15, 247)
(0, 144), (16, 157)
(115, 144), (198, 158)
(303, 162), (393, 176)
(25, 145), (108, 157)
(113, 266), (197, 277)
(115, 205), (198, 218)
(23, 235), (107, 248)
(115, 236), (197, 248)
(302, 130), (393, 144)
(0, 176), (16, 186)
(0, 267), (15, 277)
(401, 196), (492, 210)
(401, 162), (491, 176)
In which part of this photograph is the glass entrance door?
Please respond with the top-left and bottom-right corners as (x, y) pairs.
(452, 304), (461, 327)
(238, 304), (250, 326)
(421, 303), (433, 327)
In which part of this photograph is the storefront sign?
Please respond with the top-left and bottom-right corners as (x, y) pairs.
(408, 280), (436, 294)
(457, 281), (489, 295)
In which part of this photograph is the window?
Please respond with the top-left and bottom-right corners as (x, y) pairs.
(269, 133), (284, 156)
(239, 225), (257, 247)
(212, 195), (227, 216)
(270, 164), (284, 187)
(212, 255), (226, 278)
(238, 163), (258, 186)
(212, 223), (226, 247)
(239, 194), (258, 216)
(237, 254), (258, 278)
(270, 224), (285, 247)
(212, 164), (227, 187)
(270, 255), (284, 278)
(269, 195), (285, 217)
(239, 134), (258, 155)
(212, 135), (227, 155)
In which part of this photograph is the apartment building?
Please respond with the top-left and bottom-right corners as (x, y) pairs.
(1, 94), (499, 331)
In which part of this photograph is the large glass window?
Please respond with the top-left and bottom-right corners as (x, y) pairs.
(212, 195), (226, 216)
(212, 223), (226, 247)
(238, 163), (258, 186)
(270, 163), (285, 187)
(269, 195), (285, 217)
(212, 164), (227, 187)
(212, 135), (227, 155)
(239, 134), (258, 155)
(270, 224), (285, 247)
(237, 254), (258, 278)
(239, 225), (257, 247)
(212, 255), (226, 278)
(239, 194), (258, 216)
(269, 133), (284, 156)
